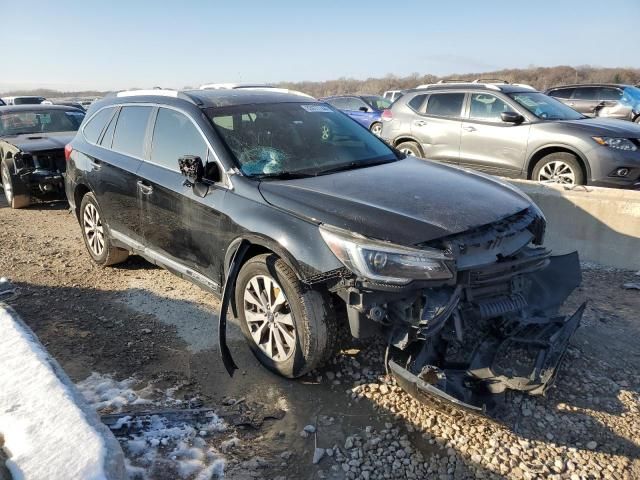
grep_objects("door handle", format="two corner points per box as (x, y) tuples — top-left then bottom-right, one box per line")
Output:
(137, 180), (153, 195)
(414, 120), (427, 127)
(462, 125), (476, 132)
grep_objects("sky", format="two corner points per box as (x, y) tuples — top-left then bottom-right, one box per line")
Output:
(1, 0), (639, 92)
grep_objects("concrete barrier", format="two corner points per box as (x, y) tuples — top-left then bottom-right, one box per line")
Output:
(505, 180), (640, 270)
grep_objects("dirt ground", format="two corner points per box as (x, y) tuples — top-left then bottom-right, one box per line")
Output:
(0, 197), (639, 480)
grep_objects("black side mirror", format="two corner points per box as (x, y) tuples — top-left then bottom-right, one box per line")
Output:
(501, 112), (524, 124)
(359, 106), (369, 113)
(179, 155), (209, 198)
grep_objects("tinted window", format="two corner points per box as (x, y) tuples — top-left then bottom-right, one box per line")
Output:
(150, 108), (208, 170)
(425, 93), (465, 117)
(334, 97), (368, 111)
(469, 94), (515, 121)
(598, 87), (623, 101)
(112, 106), (152, 158)
(99, 109), (119, 148)
(408, 94), (427, 112)
(83, 108), (114, 143)
(548, 88), (574, 99)
(325, 98), (350, 110)
(0, 109), (84, 136)
(572, 88), (598, 100)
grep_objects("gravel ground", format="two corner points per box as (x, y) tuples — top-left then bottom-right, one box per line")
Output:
(0, 198), (638, 479)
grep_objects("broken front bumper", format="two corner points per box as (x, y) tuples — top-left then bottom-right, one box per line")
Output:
(386, 252), (585, 418)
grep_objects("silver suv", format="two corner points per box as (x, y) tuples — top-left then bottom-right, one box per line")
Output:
(380, 80), (640, 188)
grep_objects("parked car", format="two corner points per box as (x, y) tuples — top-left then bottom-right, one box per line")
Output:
(2, 96), (47, 105)
(320, 95), (391, 135)
(0, 105), (85, 208)
(546, 84), (640, 123)
(65, 88), (583, 415)
(380, 81), (640, 189)
(53, 101), (86, 111)
(383, 90), (405, 102)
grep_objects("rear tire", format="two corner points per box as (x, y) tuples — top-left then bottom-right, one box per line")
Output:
(396, 141), (423, 158)
(236, 253), (337, 378)
(532, 152), (585, 186)
(1, 157), (31, 209)
(370, 122), (383, 136)
(79, 192), (129, 266)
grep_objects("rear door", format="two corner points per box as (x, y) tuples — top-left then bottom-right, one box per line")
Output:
(88, 105), (152, 243)
(568, 87), (600, 116)
(459, 93), (530, 176)
(137, 106), (227, 289)
(411, 92), (464, 164)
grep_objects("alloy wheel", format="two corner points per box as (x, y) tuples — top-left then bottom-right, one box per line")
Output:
(537, 161), (576, 184)
(371, 123), (382, 136)
(1, 163), (13, 202)
(243, 274), (296, 362)
(83, 203), (105, 257)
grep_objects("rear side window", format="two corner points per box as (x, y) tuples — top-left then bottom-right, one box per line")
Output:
(548, 88), (574, 99)
(99, 109), (119, 148)
(83, 108), (113, 143)
(408, 94), (427, 112)
(572, 88), (598, 100)
(150, 108), (208, 170)
(112, 106), (152, 158)
(425, 93), (465, 118)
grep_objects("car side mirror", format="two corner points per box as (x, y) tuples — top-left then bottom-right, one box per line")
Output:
(179, 155), (209, 198)
(501, 112), (524, 124)
(359, 106), (369, 113)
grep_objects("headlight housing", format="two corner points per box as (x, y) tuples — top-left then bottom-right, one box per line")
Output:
(592, 136), (637, 151)
(319, 224), (453, 285)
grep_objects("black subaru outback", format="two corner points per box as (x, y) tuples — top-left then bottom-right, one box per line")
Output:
(65, 88), (584, 416)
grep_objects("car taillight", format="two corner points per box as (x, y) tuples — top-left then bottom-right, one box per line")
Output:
(381, 109), (393, 122)
(64, 144), (73, 161)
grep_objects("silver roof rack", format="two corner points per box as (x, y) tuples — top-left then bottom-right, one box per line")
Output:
(472, 78), (509, 84)
(111, 89), (201, 105)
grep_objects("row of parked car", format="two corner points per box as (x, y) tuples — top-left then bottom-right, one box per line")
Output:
(0, 81), (600, 415)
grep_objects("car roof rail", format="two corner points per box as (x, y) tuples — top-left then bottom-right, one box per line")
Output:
(416, 82), (501, 91)
(436, 79), (469, 84)
(472, 78), (509, 84)
(112, 88), (201, 105)
(511, 83), (536, 90)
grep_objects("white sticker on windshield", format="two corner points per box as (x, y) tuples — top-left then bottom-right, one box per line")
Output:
(301, 104), (333, 113)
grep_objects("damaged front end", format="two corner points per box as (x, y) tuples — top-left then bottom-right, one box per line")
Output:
(14, 150), (66, 198)
(336, 208), (585, 418)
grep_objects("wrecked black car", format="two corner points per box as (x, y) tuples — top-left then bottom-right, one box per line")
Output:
(64, 89), (583, 418)
(1, 105), (84, 208)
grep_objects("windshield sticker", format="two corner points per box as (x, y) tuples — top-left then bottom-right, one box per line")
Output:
(301, 104), (333, 113)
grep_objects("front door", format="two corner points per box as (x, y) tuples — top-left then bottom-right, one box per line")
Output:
(459, 93), (530, 177)
(138, 107), (227, 291)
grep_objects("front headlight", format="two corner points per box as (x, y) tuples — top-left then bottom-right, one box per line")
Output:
(592, 137), (637, 151)
(319, 224), (453, 284)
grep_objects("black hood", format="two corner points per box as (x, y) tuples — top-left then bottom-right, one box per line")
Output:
(258, 157), (533, 246)
(1, 131), (76, 152)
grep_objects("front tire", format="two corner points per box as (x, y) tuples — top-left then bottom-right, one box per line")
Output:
(1, 158), (31, 209)
(396, 141), (423, 158)
(532, 152), (585, 186)
(79, 192), (129, 266)
(236, 253), (336, 378)
(370, 122), (382, 136)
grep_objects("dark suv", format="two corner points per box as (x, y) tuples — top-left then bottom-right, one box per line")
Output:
(546, 84), (640, 123)
(381, 81), (640, 188)
(65, 88), (584, 414)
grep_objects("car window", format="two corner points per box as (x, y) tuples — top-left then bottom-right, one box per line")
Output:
(83, 108), (113, 143)
(468, 94), (515, 121)
(508, 92), (585, 120)
(425, 93), (465, 118)
(325, 98), (349, 110)
(111, 106), (152, 158)
(150, 108), (208, 170)
(407, 94), (427, 112)
(99, 108), (119, 148)
(0, 109), (84, 136)
(362, 96), (391, 110)
(342, 97), (369, 111)
(598, 87), (623, 101)
(548, 88), (574, 99)
(571, 87), (598, 100)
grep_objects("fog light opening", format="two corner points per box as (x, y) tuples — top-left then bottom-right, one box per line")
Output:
(612, 167), (630, 177)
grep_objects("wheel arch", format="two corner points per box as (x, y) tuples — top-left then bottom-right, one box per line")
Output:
(393, 135), (424, 155)
(73, 182), (92, 220)
(525, 145), (591, 182)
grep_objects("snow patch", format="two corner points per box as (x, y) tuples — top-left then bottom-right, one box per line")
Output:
(0, 307), (110, 480)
